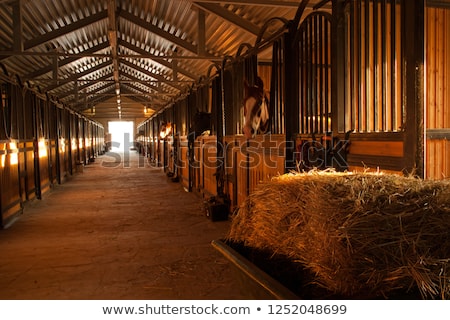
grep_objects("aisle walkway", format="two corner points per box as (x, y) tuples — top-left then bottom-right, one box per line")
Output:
(0, 151), (246, 299)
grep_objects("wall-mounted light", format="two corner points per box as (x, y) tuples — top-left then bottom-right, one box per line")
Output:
(1, 144), (6, 168)
(71, 138), (77, 151)
(10, 142), (19, 165)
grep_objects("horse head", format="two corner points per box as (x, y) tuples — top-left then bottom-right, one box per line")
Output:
(242, 77), (269, 139)
(159, 121), (172, 139)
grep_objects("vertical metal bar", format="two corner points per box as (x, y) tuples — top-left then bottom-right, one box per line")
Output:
(270, 40), (278, 134)
(277, 41), (282, 134)
(381, 0), (387, 132)
(303, 19), (308, 134)
(308, 17), (314, 134)
(319, 15), (324, 133)
(299, 26), (305, 133)
(391, 0), (397, 131)
(284, 29), (300, 172)
(301, 21), (306, 134)
(313, 15), (319, 134)
(357, 0), (362, 132)
(299, 24), (303, 133)
(280, 38), (285, 134)
(373, 0), (379, 131)
(365, 0), (370, 131)
(324, 16), (330, 132)
(280, 39), (285, 134)
(350, 0), (355, 131)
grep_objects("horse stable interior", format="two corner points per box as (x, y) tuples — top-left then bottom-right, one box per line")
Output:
(0, 0), (450, 299)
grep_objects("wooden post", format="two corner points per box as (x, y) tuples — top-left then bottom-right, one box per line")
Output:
(332, 0), (346, 135)
(197, 9), (206, 56)
(12, 0), (23, 53)
(403, 0), (425, 177)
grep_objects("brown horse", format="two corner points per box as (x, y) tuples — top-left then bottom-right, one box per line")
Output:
(159, 121), (172, 139)
(242, 77), (269, 139)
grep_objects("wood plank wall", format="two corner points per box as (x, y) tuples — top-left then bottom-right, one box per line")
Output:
(0, 77), (104, 228)
(426, 6), (450, 179)
(0, 141), (22, 226)
(179, 137), (189, 191)
(225, 134), (285, 210)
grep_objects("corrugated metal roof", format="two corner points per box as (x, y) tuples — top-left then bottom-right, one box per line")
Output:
(0, 0), (331, 120)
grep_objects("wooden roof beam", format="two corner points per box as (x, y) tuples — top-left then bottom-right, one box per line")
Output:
(192, 0), (301, 7)
(192, 2), (261, 36)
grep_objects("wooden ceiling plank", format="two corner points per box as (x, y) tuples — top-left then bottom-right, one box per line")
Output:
(119, 10), (197, 54)
(119, 39), (198, 80)
(24, 41), (111, 79)
(44, 59), (111, 92)
(24, 10), (109, 50)
(120, 59), (182, 91)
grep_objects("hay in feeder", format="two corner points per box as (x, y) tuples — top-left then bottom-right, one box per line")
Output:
(227, 171), (450, 299)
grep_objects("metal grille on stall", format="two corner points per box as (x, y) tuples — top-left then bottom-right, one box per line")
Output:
(339, 0), (408, 174)
(294, 10), (334, 171)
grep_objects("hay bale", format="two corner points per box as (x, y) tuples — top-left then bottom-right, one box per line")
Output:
(227, 171), (450, 299)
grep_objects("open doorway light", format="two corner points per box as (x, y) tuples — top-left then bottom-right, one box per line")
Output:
(108, 121), (134, 151)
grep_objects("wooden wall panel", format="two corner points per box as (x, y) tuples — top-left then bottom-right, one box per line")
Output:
(49, 140), (57, 184)
(236, 149), (247, 208)
(425, 6), (450, 179)
(39, 141), (51, 195)
(0, 142), (22, 227)
(230, 134), (285, 209)
(349, 140), (403, 157)
(179, 137), (189, 191)
(59, 140), (68, 183)
(192, 140), (201, 192)
(426, 139), (450, 179)
(21, 141), (36, 200)
(200, 136), (217, 197)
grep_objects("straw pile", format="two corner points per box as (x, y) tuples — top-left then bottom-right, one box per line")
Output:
(227, 171), (450, 299)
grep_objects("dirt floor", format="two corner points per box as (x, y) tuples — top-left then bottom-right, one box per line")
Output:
(0, 151), (248, 299)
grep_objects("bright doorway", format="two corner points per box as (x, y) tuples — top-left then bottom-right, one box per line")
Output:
(108, 121), (134, 151)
